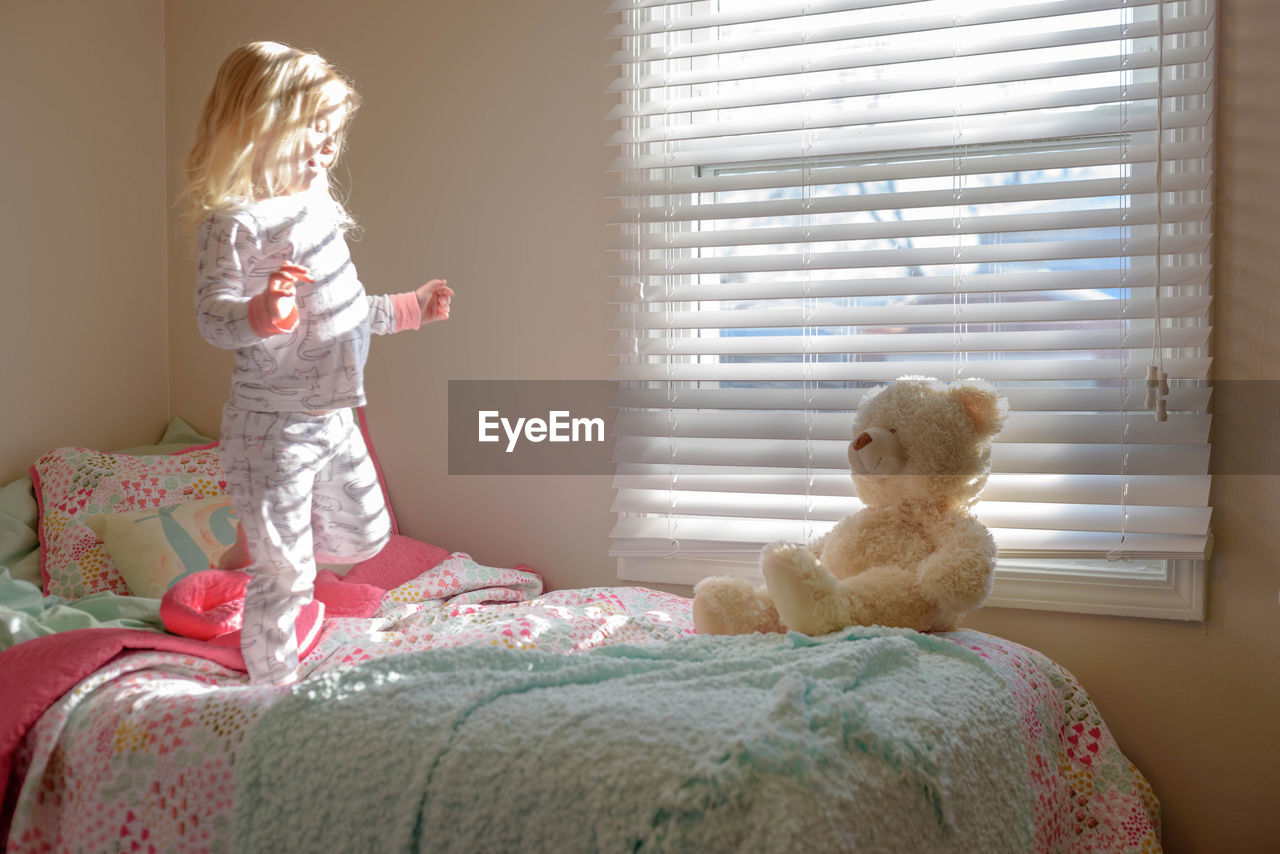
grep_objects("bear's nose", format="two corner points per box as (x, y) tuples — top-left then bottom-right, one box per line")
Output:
(853, 431), (872, 451)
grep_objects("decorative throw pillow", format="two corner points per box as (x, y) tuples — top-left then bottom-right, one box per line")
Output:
(86, 496), (239, 598)
(31, 446), (226, 599)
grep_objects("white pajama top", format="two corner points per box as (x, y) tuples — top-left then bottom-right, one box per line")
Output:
(195, 192), (418, 413)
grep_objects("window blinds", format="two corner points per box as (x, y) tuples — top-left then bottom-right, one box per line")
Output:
(606, 0), (1214, 570)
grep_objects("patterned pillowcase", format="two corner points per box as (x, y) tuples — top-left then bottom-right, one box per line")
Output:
(86, 495), (239, 599)
(30, 445), (227, 599)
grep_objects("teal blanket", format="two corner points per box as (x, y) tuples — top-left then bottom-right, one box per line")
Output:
(233, 628), (1031, 853)
(0, 569), (162, 650)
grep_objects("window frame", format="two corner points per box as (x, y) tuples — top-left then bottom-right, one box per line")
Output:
(609, 0), (1214, 621)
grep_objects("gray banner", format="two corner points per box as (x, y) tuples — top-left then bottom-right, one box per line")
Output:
(448, 380), (617, 474)
(447, 379), (1264, 475)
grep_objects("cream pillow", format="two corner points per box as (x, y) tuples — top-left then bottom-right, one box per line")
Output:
(86, 496), (238, 598)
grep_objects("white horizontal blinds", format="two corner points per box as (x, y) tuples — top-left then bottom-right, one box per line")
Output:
(608, 0), (1215, 567)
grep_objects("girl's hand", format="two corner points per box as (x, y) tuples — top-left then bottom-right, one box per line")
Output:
(417, 279), (453, 322)
(266, 263), (312, 325)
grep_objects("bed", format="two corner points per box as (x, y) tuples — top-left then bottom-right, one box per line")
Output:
(0, 420), (1162, 853)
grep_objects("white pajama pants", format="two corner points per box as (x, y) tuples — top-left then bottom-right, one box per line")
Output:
(219, 404), (392, 684)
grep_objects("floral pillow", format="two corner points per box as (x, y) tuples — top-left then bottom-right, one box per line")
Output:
(31, 445), (226, 599)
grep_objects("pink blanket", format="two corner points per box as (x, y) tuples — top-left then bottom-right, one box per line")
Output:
(157, 568), (381, 646)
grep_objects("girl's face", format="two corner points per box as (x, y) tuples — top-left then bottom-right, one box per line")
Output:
(297, 101), (346, 193)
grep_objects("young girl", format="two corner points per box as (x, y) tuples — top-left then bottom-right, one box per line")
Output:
(182, 42), (452, 685)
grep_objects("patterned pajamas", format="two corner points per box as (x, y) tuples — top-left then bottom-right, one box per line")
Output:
(219, 404), (391, 684)
(196, 194), (421, 684)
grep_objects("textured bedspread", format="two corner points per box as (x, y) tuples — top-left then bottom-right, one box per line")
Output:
(234, 628), (1030, 853)
(2, 555), (1160, 853)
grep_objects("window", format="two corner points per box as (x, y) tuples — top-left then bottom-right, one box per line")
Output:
(607, 0), (1215, 619)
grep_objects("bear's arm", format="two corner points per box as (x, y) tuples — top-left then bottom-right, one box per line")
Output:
(810, 511), (880, 576)
(809, 530), (829, 558)
(915, 514), (998, 614)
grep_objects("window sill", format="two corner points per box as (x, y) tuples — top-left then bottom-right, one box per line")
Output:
(617, 555), (1206, 622)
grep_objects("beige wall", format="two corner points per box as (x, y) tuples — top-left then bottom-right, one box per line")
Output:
(0, 0), (169, 483)
(4, 0), (1276, 849)
(164, 0), (620, 590)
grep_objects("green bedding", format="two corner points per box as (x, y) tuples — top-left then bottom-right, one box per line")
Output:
(0, 569), (163, 650)
(0, 477), (40, 587)
(234, 629), (1032, 853)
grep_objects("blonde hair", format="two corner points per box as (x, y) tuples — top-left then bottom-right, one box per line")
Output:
(180, 41), (361, 239)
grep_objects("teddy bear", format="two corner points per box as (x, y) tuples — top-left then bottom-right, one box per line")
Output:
(691, 376), (1007, 636)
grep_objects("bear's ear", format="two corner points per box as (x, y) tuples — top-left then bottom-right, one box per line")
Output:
(951, 381), (1007, 439)
(857, 383), (890, 411)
